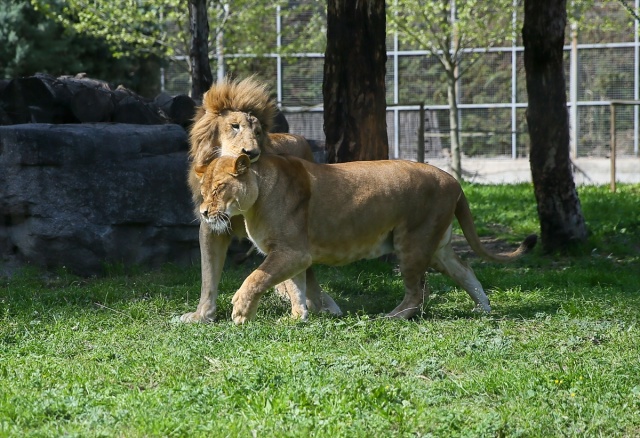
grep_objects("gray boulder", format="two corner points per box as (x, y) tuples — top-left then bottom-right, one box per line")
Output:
(0, 123), (199, 276)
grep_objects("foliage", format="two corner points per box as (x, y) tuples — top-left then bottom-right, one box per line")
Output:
(388, 0), (517, 71)
(0, 0), (161, 95)
(0, 0), (82, 78)
(280, 1), (327, 54)
(617, 0), (640, 21)
(1, 184), (639, 436)
(28, 0), (327, 82)
(30, 0), (184, 59)
(569, 0), (637, 40)
(388, 0), (517, 179)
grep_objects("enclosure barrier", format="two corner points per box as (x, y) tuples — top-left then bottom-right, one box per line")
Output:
(610, 100), (640, 192)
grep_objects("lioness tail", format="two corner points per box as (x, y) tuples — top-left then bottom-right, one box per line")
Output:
(455, 191), (537, 263)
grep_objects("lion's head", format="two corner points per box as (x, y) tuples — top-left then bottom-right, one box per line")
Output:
(189, 76), (278, 167)
(195, 155), (257, 234)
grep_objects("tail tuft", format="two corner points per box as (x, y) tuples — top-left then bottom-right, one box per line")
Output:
(520, 234), (538, 253)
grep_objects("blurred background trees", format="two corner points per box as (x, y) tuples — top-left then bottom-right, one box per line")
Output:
(6, 0), (326, 98)
(1, 0), (160, 96)
(388, 0), (517, 180)
(2, 0), (637, 166)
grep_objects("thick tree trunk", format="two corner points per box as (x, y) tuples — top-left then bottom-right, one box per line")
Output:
(188, 0), (213, 102)
(523, 0), (587, 252)
(323, 0), (389, 162)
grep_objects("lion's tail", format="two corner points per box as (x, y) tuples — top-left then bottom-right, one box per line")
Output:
(455, 191), (537, 263)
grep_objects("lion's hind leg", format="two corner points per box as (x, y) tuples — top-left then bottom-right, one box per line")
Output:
(387, 264), (429, 319)
(431, 241), (491, 313)
(274, 268), (343, 316)
(387, 235), (431, 319)
(387, 227), (442, 319)
(305, 268), (343, 316)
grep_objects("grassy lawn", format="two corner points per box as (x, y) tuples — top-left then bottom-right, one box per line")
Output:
(1, 183), (639, 437)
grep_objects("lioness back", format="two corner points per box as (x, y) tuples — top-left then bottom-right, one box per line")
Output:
(305, 158), (461, 264)
(232, 155), (462, 266)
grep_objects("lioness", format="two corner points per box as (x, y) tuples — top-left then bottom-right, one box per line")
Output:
(196, 154), (537, 324)
(181, 76), (341, 323)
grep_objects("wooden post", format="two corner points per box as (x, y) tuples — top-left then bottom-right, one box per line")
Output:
(610, 102), (616, 193)
(417, 103), (425, 163)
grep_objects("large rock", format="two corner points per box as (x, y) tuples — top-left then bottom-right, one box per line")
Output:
(0, 123), (199, 276)
(0, 73), (195, 127)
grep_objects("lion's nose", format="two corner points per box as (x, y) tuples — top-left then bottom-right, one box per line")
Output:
(200, 208), (208, 218)
(241, 148), (260, 161)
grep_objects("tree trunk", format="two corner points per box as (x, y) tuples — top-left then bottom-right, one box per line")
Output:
(447, 73), (462, 180)
(522, 0), (587, 252)
(188, 0), (213, 102)
(323, 0), (389, 162)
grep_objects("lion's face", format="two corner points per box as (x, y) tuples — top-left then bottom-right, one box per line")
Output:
(188, 76), (278, 171)
(216, 111), (266, 162)
(196, 155), (257, 234)
(190, 109), (267, 169)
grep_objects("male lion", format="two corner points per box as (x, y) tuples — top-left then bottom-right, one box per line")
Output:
(195, 154), (537, 324)
(181, 76), (341, 323)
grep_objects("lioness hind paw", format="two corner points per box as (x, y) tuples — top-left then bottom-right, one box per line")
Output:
(291, 305), (309, 321)
(180, 311), (215, 323)
(320, 294), (343, 316)
(471, 304), (491, 313)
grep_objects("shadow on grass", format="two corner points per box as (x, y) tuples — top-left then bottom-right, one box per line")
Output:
(3, 245), (638, 325)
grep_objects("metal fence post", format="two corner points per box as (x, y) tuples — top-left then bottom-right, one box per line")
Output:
(418, 103), (425, 163)
(610, 102), (617, 193)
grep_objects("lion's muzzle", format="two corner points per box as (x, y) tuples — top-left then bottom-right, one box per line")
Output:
(201, 208), (232, 234)
(241, 148), (261, 162)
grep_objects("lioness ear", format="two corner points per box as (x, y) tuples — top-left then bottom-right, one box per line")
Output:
(194, 164), (208, 181)
(233, 154), (251, 175)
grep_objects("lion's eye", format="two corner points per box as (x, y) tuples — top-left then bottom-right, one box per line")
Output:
(231, 123), (240, 131)
(216, 183), (226, 191)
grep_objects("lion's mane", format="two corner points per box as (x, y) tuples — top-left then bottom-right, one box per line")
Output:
(189, 76), (278, 168)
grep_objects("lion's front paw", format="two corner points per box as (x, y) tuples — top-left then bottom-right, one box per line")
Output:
(180, 311), (215, 323)
(231, 292), (259, 325)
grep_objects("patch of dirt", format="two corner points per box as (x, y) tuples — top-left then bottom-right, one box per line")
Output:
(451, 234), (522, 259)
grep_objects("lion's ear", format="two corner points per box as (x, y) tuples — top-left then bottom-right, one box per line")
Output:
(233, 154), (251, 175)
(194, 164), (208, 181)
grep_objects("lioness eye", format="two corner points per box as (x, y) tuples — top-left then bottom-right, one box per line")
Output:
(231, 123), (240, 130)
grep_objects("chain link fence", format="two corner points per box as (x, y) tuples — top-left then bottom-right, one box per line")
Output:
(161, 7), (640, 162)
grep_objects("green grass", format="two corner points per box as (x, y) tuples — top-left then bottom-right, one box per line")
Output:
(1, 184), (639, 437)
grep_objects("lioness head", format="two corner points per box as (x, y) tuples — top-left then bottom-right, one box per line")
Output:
(195, 155), (257, 234)
(189, 77), (277, 168)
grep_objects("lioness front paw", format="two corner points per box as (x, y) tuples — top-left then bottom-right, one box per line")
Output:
(180, 311), (216, 323)
(231, 292), (259, 325)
